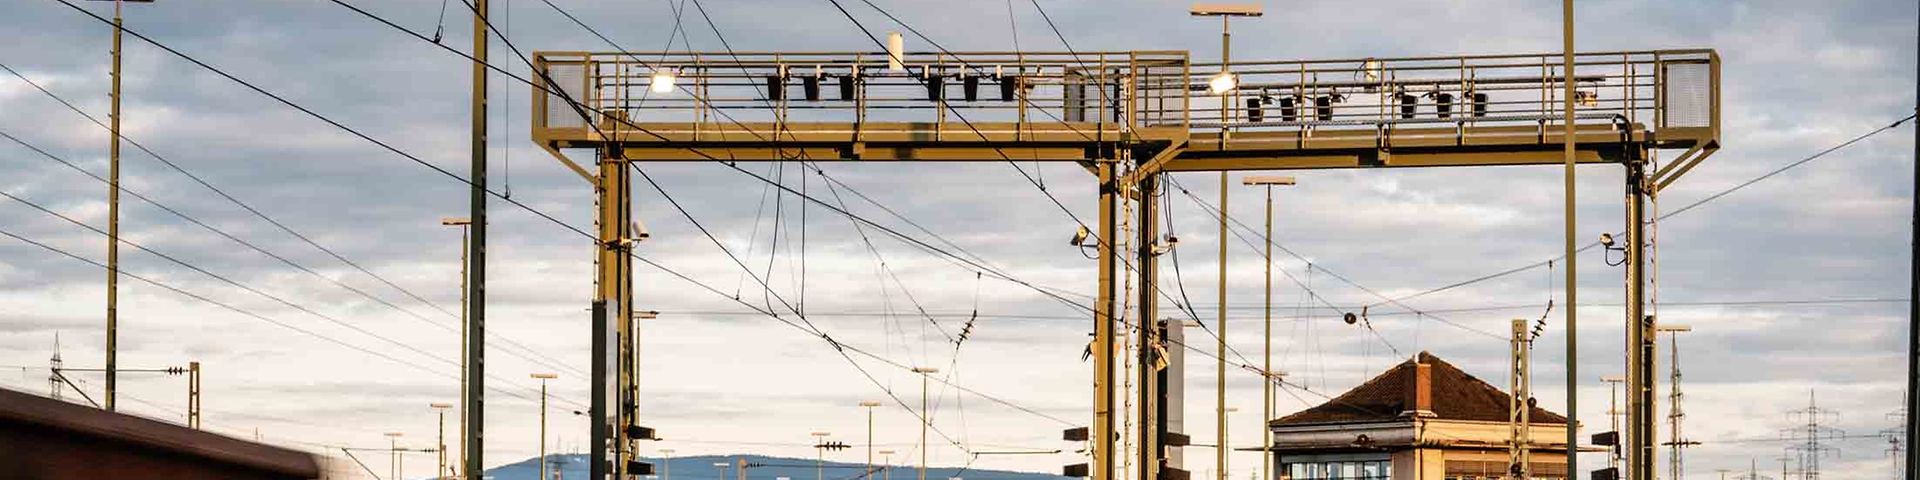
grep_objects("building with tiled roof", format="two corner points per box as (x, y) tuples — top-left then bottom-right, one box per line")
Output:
(1266, 352), (1572, 480)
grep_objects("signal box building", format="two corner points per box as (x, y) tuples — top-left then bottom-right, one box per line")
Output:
(1267, 352), (1571, 480)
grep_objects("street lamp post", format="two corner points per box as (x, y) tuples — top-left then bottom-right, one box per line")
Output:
(661, 449), (676, 480)
(1189, 7), (1261, 480)
(386, 432), (406, 480)
(811, 431), (832, 480)
(714, 461), (732, 480)
(861, 400), (883, 478)
(431, 402), (453, 479)
(879, 450), (896, 480)
(1241, 175), (1293, 480)
(532, 373), (559, 480)
(441, 216), (472, 476)
(911, 367), (940, 480)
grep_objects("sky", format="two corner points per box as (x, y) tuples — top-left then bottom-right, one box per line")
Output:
(0, 0), (1915, 479)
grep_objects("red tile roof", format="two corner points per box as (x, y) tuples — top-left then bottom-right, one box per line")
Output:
(1272, 351), (1567, 426)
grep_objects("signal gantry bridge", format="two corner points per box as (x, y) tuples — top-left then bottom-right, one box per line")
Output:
(528, 48), (1720, 480)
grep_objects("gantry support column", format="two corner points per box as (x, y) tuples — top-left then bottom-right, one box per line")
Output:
(1625, 159), (1656, 480)
(1094, 162), (1120, 480)
(593, 146), (635, 480)
(1136, 173), (1164, 480)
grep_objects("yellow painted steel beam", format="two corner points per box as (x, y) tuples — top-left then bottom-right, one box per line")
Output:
(615, 146), (1096, 162)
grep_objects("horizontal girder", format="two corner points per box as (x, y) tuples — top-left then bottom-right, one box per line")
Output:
(532, 48), (1717, 171)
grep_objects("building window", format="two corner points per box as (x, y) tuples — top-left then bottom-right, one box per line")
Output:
(1281, 461), (1389, 480)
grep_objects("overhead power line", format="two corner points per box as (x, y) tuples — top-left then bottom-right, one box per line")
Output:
(0, 223), (554, 405)
(0, 184), (577, 408)
(0, 96), (584, 378)
(1365, 112), (1918, 311)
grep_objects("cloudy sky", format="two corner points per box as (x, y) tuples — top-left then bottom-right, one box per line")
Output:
(0, 0), (1915, 479)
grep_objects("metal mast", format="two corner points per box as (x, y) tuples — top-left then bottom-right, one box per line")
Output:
(1661, 325), (1698, 480)
(465, 0), (488, 477)
(1560, 2), (1582, 477)
(1510, 319), (1534, 480)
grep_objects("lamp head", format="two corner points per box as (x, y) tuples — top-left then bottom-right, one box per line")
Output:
(1208, 72), (1238, 95)
(651, 69), (678, 94)
(441, 217), (472, 226)
(1188, 3), (1263, 16)
(1241, 175), (1297, 186)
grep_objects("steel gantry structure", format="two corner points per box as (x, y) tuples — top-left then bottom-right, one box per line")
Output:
(528, 47), (1719, 480)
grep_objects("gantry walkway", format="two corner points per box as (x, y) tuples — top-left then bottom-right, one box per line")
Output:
(531, 49), (1717, 181)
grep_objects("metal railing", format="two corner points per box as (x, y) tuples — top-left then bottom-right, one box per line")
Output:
(1184, 49), (1718, 145)
(532, 50), (1192, 141)
(531, 49), (1716, 148)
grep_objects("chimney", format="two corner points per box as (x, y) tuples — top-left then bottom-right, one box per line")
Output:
(1401, 359), (1436, 418)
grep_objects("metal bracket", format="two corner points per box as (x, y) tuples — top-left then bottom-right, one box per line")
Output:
(542, 143), (599, 187)
(1650, 140), (1718, 193)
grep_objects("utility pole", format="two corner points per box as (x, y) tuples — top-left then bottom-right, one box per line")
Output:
(48, 335), (63, 401)
(432, 402), (452, 479)
(1660, 325), (1699, 480)
(533, 373), (558, 480)
(90, 0), (156, 413)
(187, 361), (200, 429)
(466, 0), (490, 475)
(1888, 406), (1908, 480)
(913, 367), (939, 480)
(1510, 319), (1534, 480)
(1243, 175), (1294, 480)
(1734, 457), (1774, 480)
(1782, 391), (1843, 480)
(862, 400), (882, 479)
(1602, 375), (1625, 472)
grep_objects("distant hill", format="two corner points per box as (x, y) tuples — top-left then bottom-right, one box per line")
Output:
(484, 454), (1071, 480)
